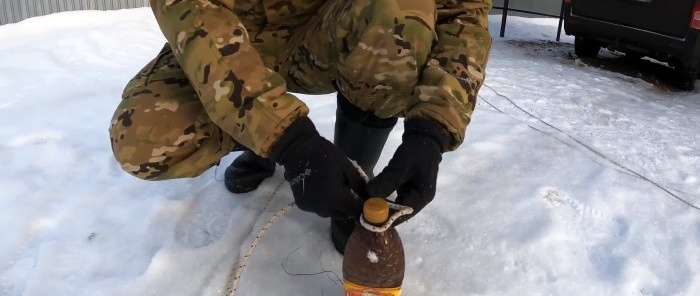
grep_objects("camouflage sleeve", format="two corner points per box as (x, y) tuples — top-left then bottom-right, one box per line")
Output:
(407, 0), (492, 151)
(149, 0), (309, 157)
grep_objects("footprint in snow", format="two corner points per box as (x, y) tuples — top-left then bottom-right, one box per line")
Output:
(538, 187), (631, 280)
(174, 194), (232, 248)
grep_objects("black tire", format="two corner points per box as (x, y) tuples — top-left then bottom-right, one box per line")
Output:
(676, 67), (697, 91)
(574, 36), (601, 58)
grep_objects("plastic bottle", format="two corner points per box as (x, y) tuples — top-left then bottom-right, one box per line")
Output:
(342, 198), (405, 296)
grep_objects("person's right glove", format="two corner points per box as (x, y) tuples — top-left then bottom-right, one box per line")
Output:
(366, 118), (450, 222)
(270, 116), (368, 219)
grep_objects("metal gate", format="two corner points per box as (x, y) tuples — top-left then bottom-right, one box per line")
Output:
(1, 0), (149, 25)
(492, 0), (567, 40)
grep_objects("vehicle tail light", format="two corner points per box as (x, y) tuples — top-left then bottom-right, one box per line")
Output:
(691, 1), (700, 30)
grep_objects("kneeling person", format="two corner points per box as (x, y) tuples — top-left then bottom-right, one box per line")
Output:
(109, 0), (492, 253)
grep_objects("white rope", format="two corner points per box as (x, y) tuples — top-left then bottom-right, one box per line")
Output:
(351, 160), (415, 233)
(222, 160), (413, 295)
(358, 202), (414, 233)
(225, 197), (295, 296)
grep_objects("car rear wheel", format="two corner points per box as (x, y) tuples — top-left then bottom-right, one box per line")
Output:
(574, 37), (601, 58)
(676, 67), (697, 91)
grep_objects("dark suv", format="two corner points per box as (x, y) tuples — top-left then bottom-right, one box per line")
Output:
(563, 0), (700, 90)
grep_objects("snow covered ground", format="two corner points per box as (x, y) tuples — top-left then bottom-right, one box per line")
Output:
(1, 8), (699, 296)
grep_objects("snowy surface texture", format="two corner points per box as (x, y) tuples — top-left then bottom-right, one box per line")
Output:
(1, 8), (699, 296)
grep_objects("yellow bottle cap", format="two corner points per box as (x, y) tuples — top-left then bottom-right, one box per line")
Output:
(363, 198), (390, 225)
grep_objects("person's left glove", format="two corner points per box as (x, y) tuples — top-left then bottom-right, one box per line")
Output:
(366, 119), (449, 222)
(270, 116), (368, 219)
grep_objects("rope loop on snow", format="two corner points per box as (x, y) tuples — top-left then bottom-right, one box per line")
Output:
(225, 180), (292, 296)
(225, 162), (414, 295)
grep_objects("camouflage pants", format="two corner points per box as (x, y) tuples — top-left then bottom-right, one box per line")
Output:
(109, 0), (491, 180)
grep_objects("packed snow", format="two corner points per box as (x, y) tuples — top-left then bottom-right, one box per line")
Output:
(1, 7), (699, 296)
(367, 251), (379, 264)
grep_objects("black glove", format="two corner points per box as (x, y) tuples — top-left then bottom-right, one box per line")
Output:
(366, 119), (449, 221)
(270, 117), (368, 219)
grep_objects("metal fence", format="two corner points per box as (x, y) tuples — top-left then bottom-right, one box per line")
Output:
(1, 0), (149, 25)
(492, 0), (566, 40)
(491, 0), (562, 17)
(2, 0), (565, 29)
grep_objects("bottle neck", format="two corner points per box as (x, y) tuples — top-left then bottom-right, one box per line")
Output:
(361, 215), (389, 232)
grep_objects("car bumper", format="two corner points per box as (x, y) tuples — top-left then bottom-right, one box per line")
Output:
(564, 5), (700, 68)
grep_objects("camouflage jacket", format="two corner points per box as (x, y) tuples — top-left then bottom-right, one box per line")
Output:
(149, 0), (492, 157)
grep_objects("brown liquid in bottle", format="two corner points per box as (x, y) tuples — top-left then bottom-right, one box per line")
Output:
(342, 198), (404, 296)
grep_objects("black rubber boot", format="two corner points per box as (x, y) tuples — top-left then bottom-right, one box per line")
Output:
(224, 150), (275, 194)
(331, 92), (397, 254)
(331, 218), (358, 254)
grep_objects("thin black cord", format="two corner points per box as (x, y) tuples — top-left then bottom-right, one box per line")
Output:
(280, 247), (343, 284)
(478, 94), (506, 114)
(318, 248), (342, 288)
(480, 83), (700, 211)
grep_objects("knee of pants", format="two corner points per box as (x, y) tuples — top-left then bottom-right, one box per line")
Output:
(109, 108), (188, 181)
(109, 98), (234, 181)
(339, 0), (437, 98)
(110, 44), (236, 180)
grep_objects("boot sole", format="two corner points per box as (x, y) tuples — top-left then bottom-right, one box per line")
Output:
(224, 172), (274, 194)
